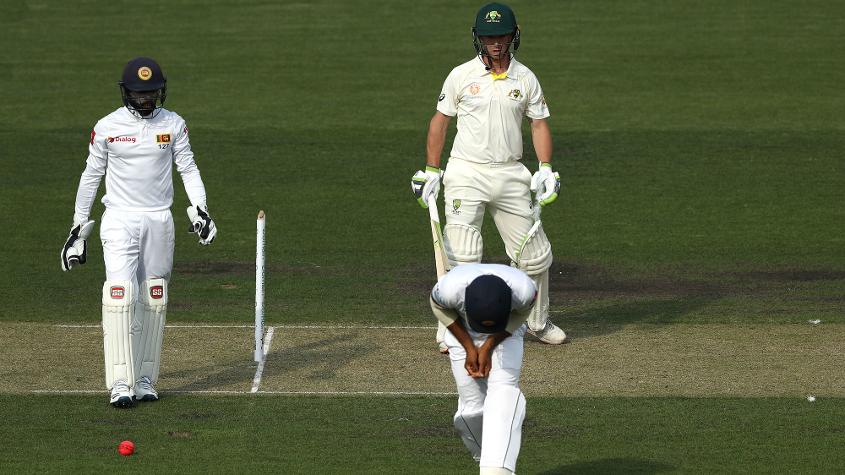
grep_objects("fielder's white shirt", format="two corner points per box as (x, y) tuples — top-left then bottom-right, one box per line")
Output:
(437, 57), (550, 164)
(431, 263), (537, 334)
(73, 107), (207, 224)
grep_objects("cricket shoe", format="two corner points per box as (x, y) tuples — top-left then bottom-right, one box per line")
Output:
(528, 322), (570, 345)
(134, 376), (159, 402)
(110, 380), (134, 408)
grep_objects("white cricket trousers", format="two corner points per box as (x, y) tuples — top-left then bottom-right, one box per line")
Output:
(100, 209), (175, 285)
(443, 158), (535, 254)
(446, 325), (527, 473)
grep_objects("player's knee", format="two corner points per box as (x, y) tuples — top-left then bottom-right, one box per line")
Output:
(140, 278), (168, 308)
(511, 227), (552, 276)
(454, 407), (483, 431)
(102, 280), (135, 308)
(444, 223), (483, 266)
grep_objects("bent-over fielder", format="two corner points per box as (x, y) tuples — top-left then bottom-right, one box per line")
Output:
(431, 263), (535, 475)
(61, 57), (217, 408)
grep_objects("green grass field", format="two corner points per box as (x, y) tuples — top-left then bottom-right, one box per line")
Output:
(1, 0), (843, 472)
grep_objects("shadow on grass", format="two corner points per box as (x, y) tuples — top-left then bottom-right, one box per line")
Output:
(538, 457), (674, 474)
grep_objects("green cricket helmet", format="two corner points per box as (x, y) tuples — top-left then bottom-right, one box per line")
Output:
(472, 3), (521, 60)
(119, 57), (167, 119)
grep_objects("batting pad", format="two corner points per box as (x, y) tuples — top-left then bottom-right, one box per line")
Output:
(102, 280), (135, 389)
(134, 278), (168, 383)
(511, 225), (552, 276)
(444, 223), (483, 266)
(527, 270), (550, 332)
(480, 385), (526, 473)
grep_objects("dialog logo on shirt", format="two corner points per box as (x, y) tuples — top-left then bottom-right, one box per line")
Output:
(156, 134), (171, 144)
(507, 89), (522, 100)
(107, 136), (137, 143)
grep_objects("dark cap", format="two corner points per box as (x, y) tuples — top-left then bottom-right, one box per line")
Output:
(120, 57), (166, 92)
(474, 3), (518, 37)
(465, 274), (512, 333)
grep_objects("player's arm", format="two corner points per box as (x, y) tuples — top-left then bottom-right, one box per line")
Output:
(172, 121), (217, 245)
(529, 118), (553, 165)
(62, 126), (107, 271)
(171, 121), (207, 208)
(528, 118), (560, 206)
(426, 112), (452, 169)
(446, 319), (482, 378)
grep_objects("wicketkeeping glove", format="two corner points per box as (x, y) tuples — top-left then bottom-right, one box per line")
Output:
(530, 163), (561, 206)
(61, 220), (95, 271)
(411, 166), (442, 208)
(186, 205), (217, 245)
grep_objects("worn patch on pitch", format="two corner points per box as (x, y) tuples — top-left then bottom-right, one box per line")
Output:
(0, 322), (842, 397)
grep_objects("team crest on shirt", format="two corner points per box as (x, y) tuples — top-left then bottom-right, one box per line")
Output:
(156, 134), (171, 144)
(452, 199), (462, 215)
(507, 89), (522, 100)
(469, 83), (480, 95)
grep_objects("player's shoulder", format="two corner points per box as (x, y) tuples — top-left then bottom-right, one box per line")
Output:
(154, 108), (186, 126)
(510, 59), (539, 80)
(447, 57), (484, 79)
(93, 107), (127, 132)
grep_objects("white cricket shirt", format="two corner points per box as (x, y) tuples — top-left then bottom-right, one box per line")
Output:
(73, 107), (207, 224)
(436, 57), (550, 164)
(431, 263), (537, 333)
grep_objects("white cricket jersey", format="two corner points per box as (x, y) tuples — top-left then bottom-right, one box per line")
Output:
(73, 107), (207, 224)
(436, 57), (550, 164)
(432, 263), (537, 325)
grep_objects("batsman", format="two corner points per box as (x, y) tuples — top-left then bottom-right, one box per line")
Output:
(61, 57), (217, 408)
(412, 2), (567, 348)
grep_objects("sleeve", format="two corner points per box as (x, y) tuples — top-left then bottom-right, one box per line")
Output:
(171, 119), (208, 208)
(73, 124), (107, 225)
(524, 71), (550, 120)
(429, 279), (461, 327)
(430, 296), (459, 328)
(505, 270), (537, 334)
(435, 68), (461, 117)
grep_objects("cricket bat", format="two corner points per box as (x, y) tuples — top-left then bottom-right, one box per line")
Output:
(427, 196), (449, 352)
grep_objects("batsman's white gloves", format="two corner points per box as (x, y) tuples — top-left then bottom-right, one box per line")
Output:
(411, 166), (442, 209)
(187, 205), (217, 245)
(530, 163), (561, 206)
(61, 220), (95, 271)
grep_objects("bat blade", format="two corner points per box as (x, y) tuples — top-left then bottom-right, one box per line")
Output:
(428, 196), (448, 278)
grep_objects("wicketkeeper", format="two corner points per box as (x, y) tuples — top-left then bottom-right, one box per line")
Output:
(431, 263), (534, 475)
(61, 57), (217, 408)
(413, 3), (567, 348)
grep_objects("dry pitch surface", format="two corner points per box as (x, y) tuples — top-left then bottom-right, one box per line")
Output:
(1, 322), (842, 398)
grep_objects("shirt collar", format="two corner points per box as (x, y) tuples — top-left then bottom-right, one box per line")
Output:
(475, 56), (517, 80)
